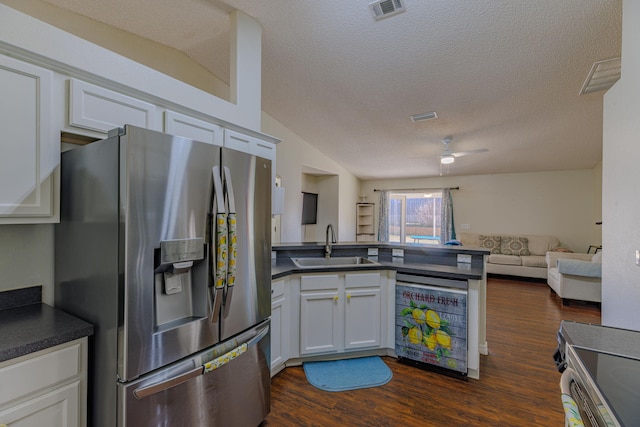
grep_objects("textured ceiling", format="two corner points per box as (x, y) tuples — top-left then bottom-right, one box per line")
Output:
(42, 0), (622, 180)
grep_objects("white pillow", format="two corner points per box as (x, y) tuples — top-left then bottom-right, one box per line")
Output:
(592, 251), (603, 263)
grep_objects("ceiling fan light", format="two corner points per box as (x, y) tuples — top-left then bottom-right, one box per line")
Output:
(440, 155), (455, 165)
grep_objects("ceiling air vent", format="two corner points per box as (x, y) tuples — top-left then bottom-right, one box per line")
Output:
(369, 0), (405, 21)
(580, 57), (621, 95)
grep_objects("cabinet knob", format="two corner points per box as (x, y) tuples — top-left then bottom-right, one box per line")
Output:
(333, 295), (339, 302)
(347, 294), (351, 301)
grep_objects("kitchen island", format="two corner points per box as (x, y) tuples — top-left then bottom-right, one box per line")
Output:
(270, 242), (489, 379)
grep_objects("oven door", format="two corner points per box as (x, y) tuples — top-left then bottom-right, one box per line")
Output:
(562, 346), (620, 427)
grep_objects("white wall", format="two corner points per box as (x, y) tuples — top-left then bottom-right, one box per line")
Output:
(601, 0), (640, 330)
(262, 113), (361, 243)
(360, 169), (601, 252)
(0, 225), (54, 305)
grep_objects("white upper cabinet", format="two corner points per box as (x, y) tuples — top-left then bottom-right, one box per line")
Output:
(164, 110), (223, 146)
(224, 129), (276, 160)
(0, 54), (58, 223)
(68, 79), (158, 134)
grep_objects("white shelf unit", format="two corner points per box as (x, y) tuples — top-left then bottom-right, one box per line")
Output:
(356, 203), (375, 242)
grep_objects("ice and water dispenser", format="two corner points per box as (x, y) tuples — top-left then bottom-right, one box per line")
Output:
(153, 238), (208, 328)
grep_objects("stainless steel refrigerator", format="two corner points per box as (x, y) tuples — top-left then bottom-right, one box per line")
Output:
(55, 125), (272, 427)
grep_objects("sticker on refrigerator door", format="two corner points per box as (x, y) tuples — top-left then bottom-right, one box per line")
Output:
(395, 284), (467, 374)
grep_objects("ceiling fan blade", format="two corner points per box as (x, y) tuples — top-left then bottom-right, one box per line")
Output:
(452, 148), (489, 157)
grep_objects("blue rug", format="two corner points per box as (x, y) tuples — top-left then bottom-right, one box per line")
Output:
(303, 356), (392, 392)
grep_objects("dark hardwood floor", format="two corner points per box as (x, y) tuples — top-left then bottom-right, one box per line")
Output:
(263, 277), (600, 426)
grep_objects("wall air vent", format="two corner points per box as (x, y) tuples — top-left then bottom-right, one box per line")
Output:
(369, 0), (405, 21)
(580, 57), (621, 95)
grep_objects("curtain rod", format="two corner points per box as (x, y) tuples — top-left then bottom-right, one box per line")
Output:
(373, 186), (459, 192)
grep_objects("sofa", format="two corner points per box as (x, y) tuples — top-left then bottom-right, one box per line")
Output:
(546, 251), (602, 305)
(457, 232), (562, 279)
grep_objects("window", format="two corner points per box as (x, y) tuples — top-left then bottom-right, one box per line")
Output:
(388, 191), (442, 244)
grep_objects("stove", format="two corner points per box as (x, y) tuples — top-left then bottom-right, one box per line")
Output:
(565, 345), (640, 427)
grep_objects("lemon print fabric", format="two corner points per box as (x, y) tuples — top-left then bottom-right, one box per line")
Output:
(214, 213), (228, 289)
(227, 213), (237, 287)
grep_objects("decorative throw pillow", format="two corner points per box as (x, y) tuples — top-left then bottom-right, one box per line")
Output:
(500, 236), (530, 256)
(479, 235), (502, 254)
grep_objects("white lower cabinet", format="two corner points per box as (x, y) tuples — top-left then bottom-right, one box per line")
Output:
(299, 272), (383, 356)
(0, 338), (88, 427)
(270, 278), (289, 375)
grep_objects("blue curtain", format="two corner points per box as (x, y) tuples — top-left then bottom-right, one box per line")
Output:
(440, 188), (456, 242)
(377, 190), (390, 242)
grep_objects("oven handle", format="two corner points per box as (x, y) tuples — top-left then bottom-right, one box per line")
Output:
(133, 324), (269, 399)
(559, 368), (586, 427)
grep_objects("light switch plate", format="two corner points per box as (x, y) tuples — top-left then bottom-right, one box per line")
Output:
(392, 249), (404, 258)
(636, 250), (639, 266)
(457, 254), (472, 264)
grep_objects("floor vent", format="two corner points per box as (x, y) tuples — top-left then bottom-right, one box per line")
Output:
(369, 0), (405, 21)
(580, 57), (621, 95)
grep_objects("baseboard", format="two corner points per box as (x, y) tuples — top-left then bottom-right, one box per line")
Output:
(488, 273), (547, 284)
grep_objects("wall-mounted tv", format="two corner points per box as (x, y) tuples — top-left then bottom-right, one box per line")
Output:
(301, 192), (318, 225)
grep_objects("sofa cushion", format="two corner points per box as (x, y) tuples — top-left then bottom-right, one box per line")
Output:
(525, 235), (560, 256)
(521, 255), (547, 268)
(557, 259), (602, 278)
(500, 236), (530, 256)
(488, 254), (522, 266)
(479, 235), (502, 254)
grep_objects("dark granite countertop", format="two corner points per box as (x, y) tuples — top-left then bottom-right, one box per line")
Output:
(560, 320), (640, 360)
(0, 286), (94, 363)
(272, 256), (484, 280)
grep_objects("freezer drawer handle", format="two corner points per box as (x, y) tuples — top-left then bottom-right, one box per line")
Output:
(132, 324), (269, 399)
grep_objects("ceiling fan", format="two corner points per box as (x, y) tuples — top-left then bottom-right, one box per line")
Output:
(439, 136), (489, 164)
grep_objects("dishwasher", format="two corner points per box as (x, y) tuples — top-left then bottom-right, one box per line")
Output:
(395, 273), (468, 376)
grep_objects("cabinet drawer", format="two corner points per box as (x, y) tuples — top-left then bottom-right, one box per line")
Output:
(0, 341), (82, 406)
(300, 274), (339, 291)
(271, 279), (286, 299)
(345, 272), (381, 288)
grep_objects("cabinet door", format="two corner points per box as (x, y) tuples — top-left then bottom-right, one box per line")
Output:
(270, 279), (289, 375)
(0, 55), (58, 222)
(300, 290), (342, 355)
(224, 129), (275, 160)
(164, 110), (223, 146)
(0, 381), (80, 427)
(344, 287), (381, 350)
(69, 79), (157, 133)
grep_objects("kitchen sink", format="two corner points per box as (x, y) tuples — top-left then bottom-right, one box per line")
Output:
(291, 256), (380, 269)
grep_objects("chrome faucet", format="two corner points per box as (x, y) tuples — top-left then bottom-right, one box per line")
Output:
(325, 224), (336, 258)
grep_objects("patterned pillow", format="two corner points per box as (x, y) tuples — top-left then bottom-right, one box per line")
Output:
(500, 236), (530, 256)
(479, 235), (502, 254)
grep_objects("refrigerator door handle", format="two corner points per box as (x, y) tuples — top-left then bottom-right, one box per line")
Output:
(223, 166), (237, 319)
(210, 166), (227, 323)
(132, 324), (269, 399)
(133, 366), (203, 399)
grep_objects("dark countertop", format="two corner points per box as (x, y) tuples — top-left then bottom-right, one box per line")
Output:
(560, 320), (640, 360)
(272, 256), (485, 280)
(0, 286), (94, 363)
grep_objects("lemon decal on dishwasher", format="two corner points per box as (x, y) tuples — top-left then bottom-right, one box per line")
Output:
(424, 332), (438, 351)
(412, 308), (426, 324)
(426, 309), (441, 329)
(408, 327), (422, 344)
(436, 330), (452, 349)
